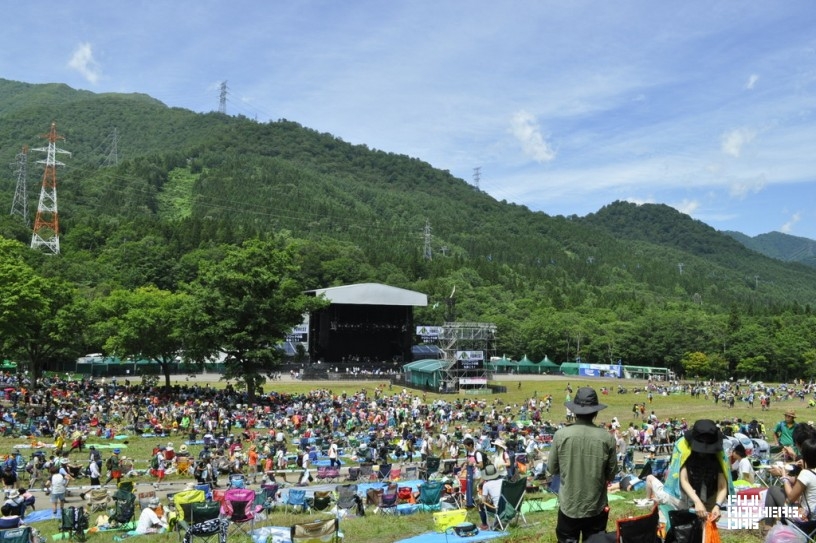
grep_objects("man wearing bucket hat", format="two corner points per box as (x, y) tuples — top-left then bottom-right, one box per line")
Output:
(548, 387), (617, 542)
(775, 410), (798, 461)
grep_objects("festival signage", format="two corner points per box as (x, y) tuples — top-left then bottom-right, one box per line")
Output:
(416, 326), (443, 341)
(455, 350), (484, 370)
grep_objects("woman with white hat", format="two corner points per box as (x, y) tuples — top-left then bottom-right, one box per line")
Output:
(491, 438), (511, 478)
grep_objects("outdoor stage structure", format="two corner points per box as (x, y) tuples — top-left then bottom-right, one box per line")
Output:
(408, 322), (497, 393)
(304, 283), (428, 367)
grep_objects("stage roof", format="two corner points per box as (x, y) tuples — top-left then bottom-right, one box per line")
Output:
(306, 283), (428, 306)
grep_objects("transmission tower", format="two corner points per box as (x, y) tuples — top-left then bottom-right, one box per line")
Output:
(9, 145), (29, 226)
(472, 166), (481, 189)
(423, 219), (433, 260)
(218, 81), (228, 114)
(102, 127), (119, 167)
(31, 122), (71, 255)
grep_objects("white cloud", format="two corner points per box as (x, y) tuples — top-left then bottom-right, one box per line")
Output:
(729, 174), (766, 199)
(745, 74), (759, 90)
(672, 199), (700, 216)
(721, 128), (757, 157)
(67, 43), (101, 84)
(510, 110), (556, 163)
(781, 212), (801, 233)
(624, 197), (655, 206)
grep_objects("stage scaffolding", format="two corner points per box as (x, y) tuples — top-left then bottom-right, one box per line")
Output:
(436, 322), (497, 393)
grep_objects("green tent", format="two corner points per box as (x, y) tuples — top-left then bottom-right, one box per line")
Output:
(403, 359), (450, 389)
(538, 356), (561, 373)
(486, 356), (517, 373)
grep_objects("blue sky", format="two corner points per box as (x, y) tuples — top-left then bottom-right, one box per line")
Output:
(3, 1), (816, 239)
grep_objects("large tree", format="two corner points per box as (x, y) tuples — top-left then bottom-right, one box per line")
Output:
(0, 238), (84, 382)
(91, 286), (190, 388)
(185, 238), (326, 401)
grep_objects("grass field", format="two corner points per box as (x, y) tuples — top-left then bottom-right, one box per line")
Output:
(0, 375), (784, 542)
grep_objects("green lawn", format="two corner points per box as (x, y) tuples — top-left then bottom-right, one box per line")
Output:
(2, 375), (782, 542)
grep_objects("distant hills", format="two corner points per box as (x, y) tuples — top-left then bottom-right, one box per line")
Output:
(3, 77), (816, 380)
(723, 230), (816, 269)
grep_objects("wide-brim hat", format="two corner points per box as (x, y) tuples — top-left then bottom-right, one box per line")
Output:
(684, 419), (723, 454)
(493, 439), (507, 450)
(565, 387), (607, 415)
(7, 490), (19, 500)
(785, 410), (796, 418)
(179, 444), (188, 452)
(481, 464), (501, 481)
(148, 497), (161, 508)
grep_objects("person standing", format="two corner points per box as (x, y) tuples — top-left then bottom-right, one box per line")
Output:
(549, 387), (617, 543)
(327, 439), (339, 468)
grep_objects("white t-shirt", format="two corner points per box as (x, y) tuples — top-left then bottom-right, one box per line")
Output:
(50, 473), (67, 495)
(796, 469), (816, 516)
(135, 507), (166, 534)
(481, 478), (503, 508)
(731, 457), (754, 481)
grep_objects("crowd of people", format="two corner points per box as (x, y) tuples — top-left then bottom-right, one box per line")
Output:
(0, 372), (815, 541)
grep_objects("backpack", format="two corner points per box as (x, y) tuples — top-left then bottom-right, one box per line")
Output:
(296, 453), (305, 468)
(150, 455), (160, 470)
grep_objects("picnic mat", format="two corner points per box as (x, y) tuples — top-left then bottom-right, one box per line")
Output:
(522, 492), (625, 513)
(24, 509), (60, 523)
(395, 529), (508, 543)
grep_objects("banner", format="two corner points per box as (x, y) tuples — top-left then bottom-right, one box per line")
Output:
(416, 325), (444, 341)
(455, 351), (484, 370)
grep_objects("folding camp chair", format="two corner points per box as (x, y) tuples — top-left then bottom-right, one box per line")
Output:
(283, 489), (309, 513)
(194, 483), (213, 501)
(389, 467), (402, 482)
(316, 466), (329, 483)
(223, 488), (263, 537)
(402, 465), (419, 481)
(0, 527), (32, 543)
(110, 490), (136, 527)
(617, 505), (661, 543)
(87, 488), (110, 513)
(359, 463), (375, 482)
(259, 483), (279, 513)
(376, 463), (392, 483)
(336, 484), (364, 517)
(176, 456), (191, 476)
(417, 480), (443, 512)
(345, 467), (361, 482)
(379, 483), (399, 514)
(485, 477), (526, 530)
(172, 489), (206, 535)
(290, 517), (340, 543)
(137, 489), (157, 511)
(421, 457), (440, 480)
(309, 491), (334, 513)
(324, 467), (340, 483)
(178, 501), (226, 543)
(60, 506), (90, 542)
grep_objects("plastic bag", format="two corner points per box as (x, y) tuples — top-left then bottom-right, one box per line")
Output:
(703, 519), (720, 543)
(665, 510), (703, 543)
(765, 523), (807, 543)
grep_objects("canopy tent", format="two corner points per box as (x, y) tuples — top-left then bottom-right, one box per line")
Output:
(403, 359), (450, 390)
(486, 357), (517, 373)
(537, 356), (561, 373)
(515, 355), (558, 374)
(411, 344), (444, 360)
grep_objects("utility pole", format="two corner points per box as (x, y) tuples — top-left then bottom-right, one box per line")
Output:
(102, 127), (119, 167)
(678, 263), (685, 274)
(423, 219), (433, 260)
(218, 81), (228, 114)
(9, 145), (29, 226)
(31, 122), (70, 255)
(472, 166), (481, 189)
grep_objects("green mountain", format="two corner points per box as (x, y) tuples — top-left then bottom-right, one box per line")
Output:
(723, 230), (816, 269)
(2, 78), (816, 379)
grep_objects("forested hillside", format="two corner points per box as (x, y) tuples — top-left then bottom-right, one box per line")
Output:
(724, 230), (816, 269)
(1, 78), (815, 383)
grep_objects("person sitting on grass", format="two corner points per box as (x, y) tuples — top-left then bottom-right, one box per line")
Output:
(135, 497), (167, 534)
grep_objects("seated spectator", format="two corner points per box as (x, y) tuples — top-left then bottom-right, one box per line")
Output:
(0, 503), (22, 529)
(135, 497), (167, 534)
(729, 444), (755, 484)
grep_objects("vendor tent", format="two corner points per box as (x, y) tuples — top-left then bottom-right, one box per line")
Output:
(486, 356), (517, 373)
(403, 359), (450, 390)
(537, 356), (561, 373)
(515, 355), (557, 374)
